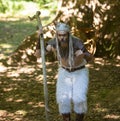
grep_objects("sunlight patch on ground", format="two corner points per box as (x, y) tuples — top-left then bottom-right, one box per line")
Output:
(0, 110), (8, 117)
(0, 44), (13, 58)
(93, 103), (108, 113)
(5, 65), (36, 77)
(104, 114), (120, 119)
(32, 102), (45, 108)
(3, 87), (13, 92)
(0, 109), (27, 120)
(94, 58), (105, 66)
(0, 44), (12, 48)
(18, 66), (36, 74)
(0, 65), (7, 72)
(6, 97), (13, 102)
(7, 70), (20, 77)
(27, 101), (45, 108)
(15, 110), (27, 116)
(15, 99), (24, 103)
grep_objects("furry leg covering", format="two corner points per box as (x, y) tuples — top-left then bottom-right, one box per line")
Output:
(56, 67), (89, 114)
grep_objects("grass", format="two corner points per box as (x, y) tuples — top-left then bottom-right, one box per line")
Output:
(0, 0), (57, 58)
(0, 19), (36, 56)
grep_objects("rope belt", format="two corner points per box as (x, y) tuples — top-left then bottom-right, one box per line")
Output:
(62, 65), (85, 72)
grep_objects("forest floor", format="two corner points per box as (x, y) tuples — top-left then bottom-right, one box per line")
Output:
(0, 57), (120, 121)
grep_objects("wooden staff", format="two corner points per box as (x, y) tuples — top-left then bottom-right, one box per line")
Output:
(28, 11), (49, 121)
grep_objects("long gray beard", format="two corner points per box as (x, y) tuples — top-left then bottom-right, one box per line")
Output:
(56, 34), (74, 68)
(59, 41), (69, 58)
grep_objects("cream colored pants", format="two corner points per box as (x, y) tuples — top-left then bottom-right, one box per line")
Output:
(56, 67), (89, 114)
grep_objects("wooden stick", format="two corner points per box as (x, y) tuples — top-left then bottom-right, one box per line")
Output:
(29, 11), (49, 121)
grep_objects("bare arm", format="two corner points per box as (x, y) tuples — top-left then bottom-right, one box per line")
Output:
(35, 38), (56, 58)
(75, 39), (94, 63)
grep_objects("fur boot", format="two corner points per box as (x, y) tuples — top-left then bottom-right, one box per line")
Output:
(76, 113), (84, 121)
(62, 113), (71, 121)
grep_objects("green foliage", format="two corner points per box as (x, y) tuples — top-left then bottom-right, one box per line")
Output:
(12, 2), (24, 11)
(36, 0), (57, 10)
(0, 0), (56, 13)
(0, 0), (8, 13)
(0, 0), (24, 13)
(0, 0), (57, 20)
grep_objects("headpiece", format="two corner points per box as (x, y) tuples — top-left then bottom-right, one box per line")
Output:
(55, 22), (70, 32)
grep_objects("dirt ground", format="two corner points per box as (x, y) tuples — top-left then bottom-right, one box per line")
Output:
(0, 57), (120, 121)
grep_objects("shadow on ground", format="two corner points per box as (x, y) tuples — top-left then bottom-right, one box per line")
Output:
(0, 57), (120, 121)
